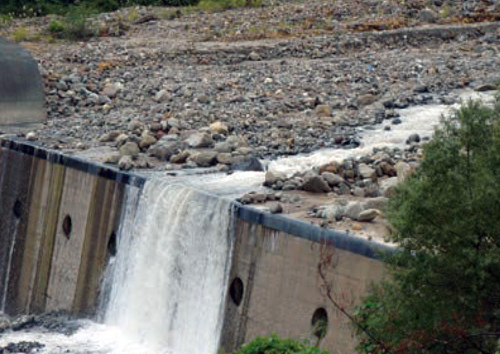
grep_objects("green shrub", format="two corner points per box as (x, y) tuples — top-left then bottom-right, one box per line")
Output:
(235, 334), (331, 354)
(12, 26), (29, 41)
(198, 0), (260, 11)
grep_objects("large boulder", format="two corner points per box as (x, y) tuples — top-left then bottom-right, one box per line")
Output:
(303, 172), (331, 193)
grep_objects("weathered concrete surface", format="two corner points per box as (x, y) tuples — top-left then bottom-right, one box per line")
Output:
(0, 140), (128, 316)
(221, 219), (387, 354)
(0, 38), (45, 125)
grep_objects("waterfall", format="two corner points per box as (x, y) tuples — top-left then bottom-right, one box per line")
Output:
(103, 179), (235, 354)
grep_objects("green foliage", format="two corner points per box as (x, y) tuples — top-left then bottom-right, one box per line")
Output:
(354, 98), (500, 354)
(198, 0), (260, 11)
(46, 5), (97, 40)
(0, 0), (200, 17)
(235, 334), (331, 354)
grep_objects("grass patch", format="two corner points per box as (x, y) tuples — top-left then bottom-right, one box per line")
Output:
(12, 26), (29, 42)
(198, 0), (261, 12)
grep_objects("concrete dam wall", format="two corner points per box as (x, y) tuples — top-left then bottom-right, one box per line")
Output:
(0, 138), (390, 354)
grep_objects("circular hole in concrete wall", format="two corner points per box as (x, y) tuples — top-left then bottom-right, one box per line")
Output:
(229, 277), (244, 306)
(62, 215), (72, 238)
(108, 231), (117, 257)
(13, 199), (22, 219)
(311, 307), (328, 340)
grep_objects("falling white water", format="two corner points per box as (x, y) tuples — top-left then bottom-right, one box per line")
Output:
(104, 179), (234, 354)
(0, 180), (234, 354)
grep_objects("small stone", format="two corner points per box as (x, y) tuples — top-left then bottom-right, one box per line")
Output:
(139, 135), (157, 150)
(268, 202), (283, 214)
(209, 121), (229, 135)
(357, 94), (377, 106)
(248, 51), (261, 61)
(321, 172), (344, 187)
(118, 156), (133, 171)
(185, 133), (214, 148)
(26, 132), (37, 141)
(99, 131), (121, 143)
(345, 201), (366, 220)
(358, 209), (380, 222)
(155, 89), (170, 102)
(102, 83), (121, 98)
(314, 104), (332, 117)
(170, 150), (190, 164)
(119, 142), (140, 158)
(474, 84), (497, 92)
(104, 152), (121, 164)
(231, 157), (263, 171)
(418, 8), (439, 23)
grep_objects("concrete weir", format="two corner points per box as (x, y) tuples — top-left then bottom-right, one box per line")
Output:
(0, 138), (391, 354)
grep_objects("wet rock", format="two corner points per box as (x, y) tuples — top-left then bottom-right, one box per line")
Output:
(119, 142), (140, 158)
(231, 157), (264, 171)
(264, 171), (285, 186)
(358, 209), (380, 222)
(185, 133), (214, 149)
(190, 150), (218, 167)
(268, 202), (283, 214)
(406, 133), (421, 144)
(118, 155), (133, 170)
(303, 172), (331, 193)
(26, 132), (37, 141)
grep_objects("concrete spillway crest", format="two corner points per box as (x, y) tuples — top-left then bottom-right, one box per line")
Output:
(0, 38), (45, 125)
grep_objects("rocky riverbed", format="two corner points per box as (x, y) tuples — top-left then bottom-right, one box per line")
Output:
(1, 0), (500, 236)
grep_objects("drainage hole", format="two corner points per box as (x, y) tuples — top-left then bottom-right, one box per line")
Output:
(229, 277), (244, 306)
(311, 307), (328, 340)
(13, 199), (22, 219)
(62, 215), (72, 238)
